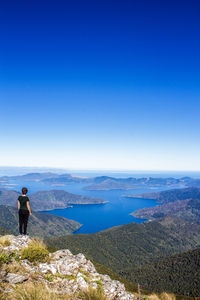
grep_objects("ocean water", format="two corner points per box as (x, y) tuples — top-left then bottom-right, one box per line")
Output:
(1, 167), (197, 234)
(7, 178), (169, 234)
(42, 187), (162, 234)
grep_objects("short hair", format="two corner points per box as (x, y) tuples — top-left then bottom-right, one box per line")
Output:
(22, 187), (28, 195)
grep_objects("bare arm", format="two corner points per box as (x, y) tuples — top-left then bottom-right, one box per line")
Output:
(26, 201), (32, 216)
(18, 200), (20, 210)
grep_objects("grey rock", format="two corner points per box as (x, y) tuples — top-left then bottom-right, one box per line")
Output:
(6, 273), (28, 284)
(51, 249), (73, 260)
(39, 263), (57, 274)
(0, 270), (7, 282)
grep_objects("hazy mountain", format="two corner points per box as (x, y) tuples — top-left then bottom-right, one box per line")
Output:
(1, 172), (200, 190)
(132, 198), (200, 224)
(126, 187), (200, 203)
(0, 172), (60, 181)
(83, 177), (200, 190)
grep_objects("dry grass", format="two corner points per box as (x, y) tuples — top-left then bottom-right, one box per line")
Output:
(3, 282), (108, 300)
(78, 287), (107, 300)
(5, 282), (74, 300)
(2, 261), (27, 275)
(0, 236), (11, 247)
(21, 238), (49, 263)
(148, 292), (176, 300)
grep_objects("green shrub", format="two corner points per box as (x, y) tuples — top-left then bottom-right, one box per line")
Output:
(0, 251), (12, 265)
(55, 273), (77, 281)
(12, 251), (20, 262)
(44, 274), (54, 282)
(21, 239), (49, 263)
(82, 275), (90, 283)
(94, 280), (103, 287)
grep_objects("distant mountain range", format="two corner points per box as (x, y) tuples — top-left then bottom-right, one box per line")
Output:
(0, 189), (107, 211)
(130, 187), (200, 223)
(83, 176), (200, 190)
(1, 172), (200, 190)
(0, 205), (81, 238)
(46, 216), (200, 296)
(0, 172), (90, 184)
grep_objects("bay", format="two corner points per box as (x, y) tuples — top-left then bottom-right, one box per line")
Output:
(8, 180), (169, 234)
(1, 168), (191, 234)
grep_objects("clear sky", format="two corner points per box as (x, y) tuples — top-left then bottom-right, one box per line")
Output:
(0, 0), (200, 171)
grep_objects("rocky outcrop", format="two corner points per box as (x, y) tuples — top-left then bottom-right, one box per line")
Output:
(0, 235), (136, 299)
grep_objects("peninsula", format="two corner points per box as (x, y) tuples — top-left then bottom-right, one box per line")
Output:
(0, 189), (107, 211)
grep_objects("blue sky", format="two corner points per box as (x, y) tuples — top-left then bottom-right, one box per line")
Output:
(0, 0), (200, 170)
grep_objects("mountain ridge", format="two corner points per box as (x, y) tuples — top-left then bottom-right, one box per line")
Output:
(130, 187), (200, 223)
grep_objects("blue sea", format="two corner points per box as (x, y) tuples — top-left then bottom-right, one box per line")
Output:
(10, 180), (168, 234)
(1, 167), (200, 234)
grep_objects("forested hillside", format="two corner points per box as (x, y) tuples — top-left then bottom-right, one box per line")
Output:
(121, 247), (200, 297)
(46, 216), (200, 269)
(46, 217), (200, 296)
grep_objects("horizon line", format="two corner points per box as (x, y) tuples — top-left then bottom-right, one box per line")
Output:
(0, 165), (200, 173)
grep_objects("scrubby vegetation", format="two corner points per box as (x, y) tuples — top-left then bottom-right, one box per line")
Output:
(0, 282), (108, 300)
(0, 282), (182, 300)
(0, 251), (11, 265)
(2, 282), (71, 300)
(0, 235), (10, 247)
(21, 238), (49, 263)
(0, 235), (195, 300)
(78, 286), (107, 300)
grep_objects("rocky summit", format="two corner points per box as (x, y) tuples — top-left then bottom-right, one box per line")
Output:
(0, 235), (136, 299)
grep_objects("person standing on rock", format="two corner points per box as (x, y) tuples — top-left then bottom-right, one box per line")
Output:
(18, 187), (32, 235)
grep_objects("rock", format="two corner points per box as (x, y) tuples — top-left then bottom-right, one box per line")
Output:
(4, 286), (14, 293)
(6, 273), (28, 284)
(0, 270), (7, 282)
(21, 259), (38, 273)
(0, 235), (137, 299)
(75, 253), (87, 264)
(2, 235), (31, 252)
(77, 274), (89, 290)
(39, 263), (57, 274)
(51, 249), (73, 260)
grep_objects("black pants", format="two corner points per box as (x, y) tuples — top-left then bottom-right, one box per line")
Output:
(19, 209), (29, 234)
